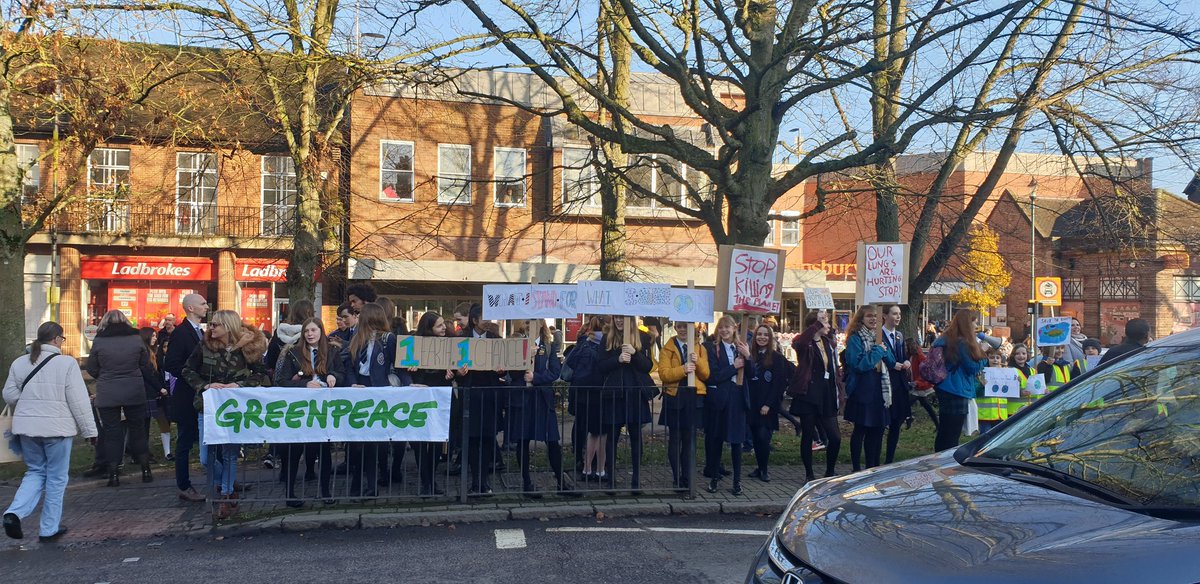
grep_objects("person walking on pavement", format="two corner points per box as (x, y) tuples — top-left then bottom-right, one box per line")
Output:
(3, 322), (98, 542)
(163, 293), (208, 502)
(789, 311), (845, 482)
(86, 310), (159, 486)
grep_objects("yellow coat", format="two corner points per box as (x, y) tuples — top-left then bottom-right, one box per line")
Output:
(659, 336), (710, 396)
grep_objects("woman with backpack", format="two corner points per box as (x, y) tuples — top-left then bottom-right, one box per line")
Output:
(843, 306), (895, 472)
(789, 311), (844, 482)
(928, 309), (988, 451)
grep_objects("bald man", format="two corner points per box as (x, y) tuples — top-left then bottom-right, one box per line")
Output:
(162, 293), (209, 502)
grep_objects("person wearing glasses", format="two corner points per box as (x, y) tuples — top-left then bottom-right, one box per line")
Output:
(3, 323), (98, 542)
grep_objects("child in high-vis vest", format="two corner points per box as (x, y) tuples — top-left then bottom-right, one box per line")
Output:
(1071, 339), (1102, 378)
(1007, 344), (1035, 417)
(1037, 345), (1072, 397)
(975, 347), (1007, 433)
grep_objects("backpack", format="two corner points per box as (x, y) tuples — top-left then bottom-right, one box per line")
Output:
(920, 346), (949, 386)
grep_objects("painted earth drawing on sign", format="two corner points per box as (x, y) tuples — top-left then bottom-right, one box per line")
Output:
(674, 295), (694, 315)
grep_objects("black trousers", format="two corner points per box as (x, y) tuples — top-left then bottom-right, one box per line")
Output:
(850, 424), (884, 471)
(518, 440), (564, 486)
(98, 404), (148, 470)
(378, 441), (407, 486)
(885, 421), (904, 464)
(702, 407), (728, 477)
(283, 442), (332, 499)
(604, 424), (644, 487)
(666, 425), (696, 487)
(410, 442), (438, 491)
(467, 436), (495, 491)
(800, 414), (841, 478)
(174, 412), (199, 491)
(935, 412), (967, 451)
(749, 424), (773, 474)
(348, 442), (380, 496)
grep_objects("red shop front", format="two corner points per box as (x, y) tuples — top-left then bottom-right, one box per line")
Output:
(81, 255), (215, 336)
(236, 258), (288, 334)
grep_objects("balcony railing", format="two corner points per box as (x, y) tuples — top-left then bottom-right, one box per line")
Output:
(32, 201), (298, 239)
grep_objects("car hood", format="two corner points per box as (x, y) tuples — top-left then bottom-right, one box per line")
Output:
(778, 452), (1200, 584)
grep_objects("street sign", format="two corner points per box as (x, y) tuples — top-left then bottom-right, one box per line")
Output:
(1035, 277), (1062, 306)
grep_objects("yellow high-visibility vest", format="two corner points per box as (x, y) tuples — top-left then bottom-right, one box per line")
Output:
(1006, 366), (1034, 417)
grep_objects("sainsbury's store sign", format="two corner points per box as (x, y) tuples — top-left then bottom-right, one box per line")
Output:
(81, 257), (214, 281)
(235, 260), (289, 282)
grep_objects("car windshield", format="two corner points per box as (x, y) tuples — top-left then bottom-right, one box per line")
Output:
(973, 346), (1200, 508)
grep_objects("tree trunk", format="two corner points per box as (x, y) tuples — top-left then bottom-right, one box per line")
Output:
(287, 165), (321, 303)
(0, 83), (28, 365)
(598, 0), (631, 282)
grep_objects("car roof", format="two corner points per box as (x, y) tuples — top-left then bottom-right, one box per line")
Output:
(1147, 327), (1200, 348)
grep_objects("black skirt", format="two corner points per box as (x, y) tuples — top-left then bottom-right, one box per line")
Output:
(658, 386), (701, 429)
(791, 378), (838, 418)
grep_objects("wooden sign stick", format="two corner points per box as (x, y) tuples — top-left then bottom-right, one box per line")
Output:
(686, 280), (696, 389)
(527, 277), (538, 387)
(736, 313), (748, 385)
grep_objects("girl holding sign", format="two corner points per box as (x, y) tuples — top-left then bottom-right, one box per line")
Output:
(507, 321), (569, 497)
(1006, 345), (1035, 417)
(703, 315), (751, 496)
(658, 320), (710, 490)
(596, 315), (655, 492)
(843, 306), (894, 472)
(407, 311), (455, 496)
(273, 318), (345, 506)
(789, 311), (844, 482)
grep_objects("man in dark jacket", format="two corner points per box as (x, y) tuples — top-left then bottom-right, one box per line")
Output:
(1098, 318), (1151, 366)
(162, 293), (208, 502)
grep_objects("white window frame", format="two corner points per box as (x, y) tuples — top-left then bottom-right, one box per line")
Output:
(260, 154), (296, 236)
(175, 152), (218, 235)
(1174, 276), (1200, 301)
(763, 219), (776, 246)
(380, 139), (415, 203)
(493, 147), (527, 207)
(561, 146), (600, 211)
(626, 154), (700, 211)
(780, 220), (800, 247)
(86, 147), (131, 232)
(437, 144), (472, 205)
(15, 144), (39, 206)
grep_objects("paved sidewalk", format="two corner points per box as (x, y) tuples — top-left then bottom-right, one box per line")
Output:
(0, 459), (848, 549)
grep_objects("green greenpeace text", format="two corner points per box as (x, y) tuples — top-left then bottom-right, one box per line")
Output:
(214, 398), (439, 433)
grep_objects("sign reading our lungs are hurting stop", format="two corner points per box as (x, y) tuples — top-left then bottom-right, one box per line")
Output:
(202, 386), (453, 444)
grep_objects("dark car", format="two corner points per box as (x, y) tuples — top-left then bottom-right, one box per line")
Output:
(747, 329), (1200, 584)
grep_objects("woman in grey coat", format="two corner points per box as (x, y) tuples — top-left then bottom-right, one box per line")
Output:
(86, 310), (157, 486)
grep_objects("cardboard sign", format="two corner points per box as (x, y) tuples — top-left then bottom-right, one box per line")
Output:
(1036, 317), (1072, 347)
(715, 245), (787, 314)
(1086, 355), (1100, 370)
(668, 288), (714, 322)
(803, 287), (835, 310)
(483, 284), (580, 320)
(856, 242), (909, 305)
(579, 280), (673, 317)
(1027, 373), (1048, 396)
(394, 335), (531, 371)
(983, 367), (1020, 398)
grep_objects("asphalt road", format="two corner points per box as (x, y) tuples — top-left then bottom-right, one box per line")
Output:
(0, 514), (775, 584)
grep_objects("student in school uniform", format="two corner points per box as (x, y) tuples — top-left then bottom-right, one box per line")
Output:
(507, 321), (572, 497)
(703, 315), (751, 496)
(974, 347), (1007, 434)
(455, 304), (507, 495)
(657, 321), (710, 490)
(789, 311), (844, 482)
(879, 304), (912, 464)
(403, 311), (455, 496)
(1037, 345), (1072, 395)
(745, 323), (791, 483)
(595, 315), (655, 493)
(843, 306), (895, 472)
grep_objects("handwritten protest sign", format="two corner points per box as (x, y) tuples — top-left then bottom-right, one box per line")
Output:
(983, 367), (1020, 398)
(393, 335), (530, 371)
(668, 288), (715, 322)
(1027, 373), (1048, 396)
(1036, 317), (1072, 347)
(579, 280), (673, 317)
(856, 242), (909, 305)
(803, 287), (835, 310)
(715, 245), (787, 314)
(203, 386), (453, 444)
(482, 284), (580, 320)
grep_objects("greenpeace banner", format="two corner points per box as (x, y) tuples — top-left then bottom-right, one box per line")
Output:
(202, 386), (452, 444)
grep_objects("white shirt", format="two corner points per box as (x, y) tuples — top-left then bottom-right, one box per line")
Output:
(358, 338), (374, 376)
(723, 342), (736, 382)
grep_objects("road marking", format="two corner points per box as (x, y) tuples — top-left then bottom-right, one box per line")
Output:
(494, 528), (527, 549)
(546, 527), (769, 537)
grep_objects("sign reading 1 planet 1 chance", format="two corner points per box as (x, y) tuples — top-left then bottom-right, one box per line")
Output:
(983, 367), (1021, 398)
(393, 335), (531, 371)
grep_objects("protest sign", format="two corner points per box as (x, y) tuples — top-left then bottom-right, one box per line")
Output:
(1036, 317), (1072, 346)
(714, 245), (787, 314)
(668, 288), (714, 322)
(983, 367), (1020, 398)
(1027, 373), (1048, 396)
(394, 335), (531, 370)
(482, 284), (580, 320)
(202, 386), (453, 444)
(803, 287), (835, 310)
(856, 242), (909, 305)
(1086, 355), (1100, 370)
(579, 280), (673, 317)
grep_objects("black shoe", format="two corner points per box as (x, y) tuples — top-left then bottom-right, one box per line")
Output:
(719, 467), (730, 477)
(141, 467), (154, 483)
(38, 527), (67, 543)
(823, 471), (837, 478)
(165, 453), (176, 462)
(285, 499), (304, 509)
(82, 466), (107, 479)
(523, 483), (543, 499)
(759, 470), (770, 482)
(748, 468), (762, 479)
(3, 513), (22, 539)
(905, 416), (914, 430)
(805, 473), (816, 483)
(706, 478), (719, 493)
(106, 472), (120, 487)
(732, 482), (743, 496)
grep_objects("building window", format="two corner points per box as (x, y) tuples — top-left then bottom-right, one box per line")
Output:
(1100, 276), (1139, 300)
(380, 140), (414, 202)
(562, 146), (600, 210)
(763, 220), (775, 246)
(493, 147), (526, 207)
(86, 147), (131, 232)
(261, 155), (296, 236)
(437, 144), (471, 205)
(1175, 276), (1200, 301)
(176, 152), (218, 235)
(627, 155), (693, 209)
(780, 220), (800, 247)
(1063, 277), (1084, 300)
(16, 144), (39, 206)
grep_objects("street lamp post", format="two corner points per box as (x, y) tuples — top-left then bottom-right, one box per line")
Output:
(1029, 178), (1038, 351)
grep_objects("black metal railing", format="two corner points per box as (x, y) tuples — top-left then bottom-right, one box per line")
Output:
(27, 200), (297, 239)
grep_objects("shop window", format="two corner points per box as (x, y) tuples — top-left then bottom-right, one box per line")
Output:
(16, 144), (39, 206)
(437, 144), (471, 205)
(1174, 276), (1200, 301)
(1100, 276), (1139, 300)
(1063, 277), (1084, 300)
(176, 152), (218, 235)
(86, 148), (131, 232)
(562, 146), (600, 210)
(493, 147), (526, 207)
(261, 155), (296, 236)
(380, 140), (414, 202)
(781, 220), (800, 247)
